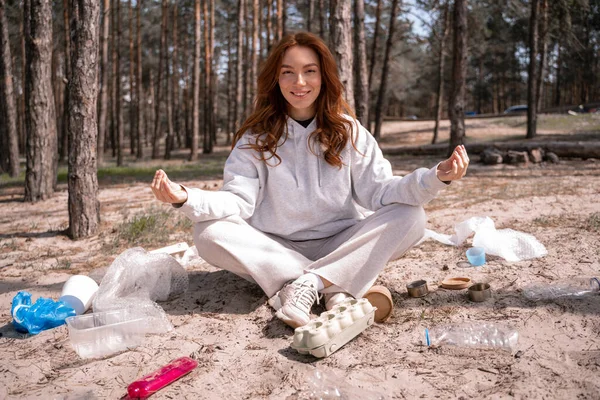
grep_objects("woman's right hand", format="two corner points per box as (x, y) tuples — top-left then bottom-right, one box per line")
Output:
(151, 169), (188, 204)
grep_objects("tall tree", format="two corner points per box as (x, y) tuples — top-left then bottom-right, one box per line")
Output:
(171, 3), (181, 149)
(152, 0), (167, 159)
(251, 0), (258, 101)
(135, 0), (143, 159)
(526, 0), (539, 139)
(202, 0), (213, 154)
(128, 0), (136, 155)
(535, 0), (548, 112)
(432, 1), (450, 145)
(0, 0), (20, 177)
(276, 0), (283, 41)
(190, 0), (200, 161)
(448, 0), (467, 153)
(373, 0), (399, 141)
(164, 0), (174, 159)
(97, 0), (110, 163)
(67, 0), (100, 239)
(367, 0), (382, 129)
(353, 0), (368, 126)
(308, 0), (315, 32)
(59, 0), (71, 163)
(24, 0), (58, 202)
(111, 0), (124, 165)
(234, 0), (244, 131)
(330, 0), (354, 110)
(266, 0), (272, 50)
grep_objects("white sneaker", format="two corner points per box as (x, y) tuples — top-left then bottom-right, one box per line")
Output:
(323, 292), (354, 311)
(275, 281), (319, 328)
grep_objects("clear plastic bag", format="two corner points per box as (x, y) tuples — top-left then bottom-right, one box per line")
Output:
(425, 322), (519, 351)
(11, 291), (76, 334)
(423, 216), (547, 262)
(523, 277), (600, 301)
(92, 247), (189, 334)
(304, 368), (386, 400)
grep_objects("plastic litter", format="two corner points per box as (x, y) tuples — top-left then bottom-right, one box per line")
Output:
(92, 247), (189, 335)
(11, 291), (76, 334)
(522, 277), (600, 301)
(305, 368), (386, 399)
(425, 322), (518, 351)
(423, 216), (547, 262)
(127, 356), (198, 399)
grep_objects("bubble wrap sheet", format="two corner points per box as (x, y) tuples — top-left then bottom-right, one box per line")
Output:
(423, 216), (548, 262)
(92, 247), (189, 333)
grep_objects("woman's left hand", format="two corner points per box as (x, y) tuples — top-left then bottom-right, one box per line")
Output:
(436, 145), (469, 182)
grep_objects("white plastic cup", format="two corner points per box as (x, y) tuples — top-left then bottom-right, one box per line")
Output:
(59, 275), (99, 315)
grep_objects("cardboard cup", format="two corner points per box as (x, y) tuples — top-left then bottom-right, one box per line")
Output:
(60, 275), (99, 315)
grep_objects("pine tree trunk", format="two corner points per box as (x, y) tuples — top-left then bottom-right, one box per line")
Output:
(432, 1), (450, 145)
(329, 0), (354, 110)
(171, 3), (181, 149)
(128, 0), (135, 155)
(24, 0), (58, 202)
(234, 0), (244, 132)
(318, 0), (325, 40)
(266, 0), (272, 51)
(209, 0), (216, 146)
(97, 0), (109, 163)
(447, 0), (467, 153)
(153, 0), (167, 159)
(367, 0), (382, 130)
(251, 0), (258, 103)
(190, 0), (200, 161)
(0, 0), (20, 177)
(276, 0), (282, 41)
(226, 17), (233, 144)
(307, 0), (314, 32)
(59, 0), (71, 164)
(242, 0), (249, 117)
(135, 0), (143, 159)
(526, 0), (538, 139)
(202, 0), (212, 154)
(353, 0), (368, 126)
(19, 3), (27, 155)
(373, 0), (398, 141)
(68, 0), (100, 239)
(535, 0), (547, 112)
(164, 0), (174, 159)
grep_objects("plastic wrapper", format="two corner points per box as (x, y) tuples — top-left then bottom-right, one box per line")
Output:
(92, 247), (189, 334)
(11, 291), (76, 334)
(423, 216), (547, 262)
(304, 368), (386, 400)
(425, 322), (518, 351)
(523, 277), (600, 301)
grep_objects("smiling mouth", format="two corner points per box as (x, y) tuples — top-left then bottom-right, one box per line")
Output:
(291, 91), (310, 98)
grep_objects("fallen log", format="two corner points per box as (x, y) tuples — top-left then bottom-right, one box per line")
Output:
(382, 141), (600, 159)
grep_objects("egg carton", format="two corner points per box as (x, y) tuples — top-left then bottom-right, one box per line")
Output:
(291, 298), (376, 358)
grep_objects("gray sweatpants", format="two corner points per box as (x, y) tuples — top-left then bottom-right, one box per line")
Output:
(193, 203), (426, 298)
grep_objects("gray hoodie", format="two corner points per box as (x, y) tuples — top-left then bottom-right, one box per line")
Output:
(179, 116), (447, 240)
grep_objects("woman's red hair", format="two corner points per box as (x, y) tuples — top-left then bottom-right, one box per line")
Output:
(232, 31), (356, 168)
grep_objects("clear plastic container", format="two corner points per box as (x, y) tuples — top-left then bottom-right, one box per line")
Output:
(425, 322), (518, 351)
(523, 277), (600, 301)
(66, 309), (147, 359)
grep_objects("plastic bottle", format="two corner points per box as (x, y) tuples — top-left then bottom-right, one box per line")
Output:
(127, 356), (198, 399)
(523, 277), (600, 301)
(425, 322), (518, 351)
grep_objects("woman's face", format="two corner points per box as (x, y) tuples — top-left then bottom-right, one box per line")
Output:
(278, 45), (322, 120)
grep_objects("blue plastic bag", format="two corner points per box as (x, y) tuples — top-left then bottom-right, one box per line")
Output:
(11, 291), (76, 335)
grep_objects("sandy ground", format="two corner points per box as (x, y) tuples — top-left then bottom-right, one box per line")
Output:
(1, 117), (599, 399)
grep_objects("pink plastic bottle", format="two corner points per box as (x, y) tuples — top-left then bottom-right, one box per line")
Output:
(127, 356), (198, 399)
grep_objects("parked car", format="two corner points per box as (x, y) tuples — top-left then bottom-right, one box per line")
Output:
(504, 105), (528, 114)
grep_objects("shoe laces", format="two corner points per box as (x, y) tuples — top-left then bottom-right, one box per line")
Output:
(289, 282), (319, 311)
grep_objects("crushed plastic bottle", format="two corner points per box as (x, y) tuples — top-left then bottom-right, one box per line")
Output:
(425, 322), (518, 351)
(522, 277), (600, 301)
(127, 356), (198, 399)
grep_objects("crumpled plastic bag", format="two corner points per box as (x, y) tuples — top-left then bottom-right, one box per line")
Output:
(11, 291), (76, 334)
(92, 247), (189, 334)
(423, 216), (547, 262)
